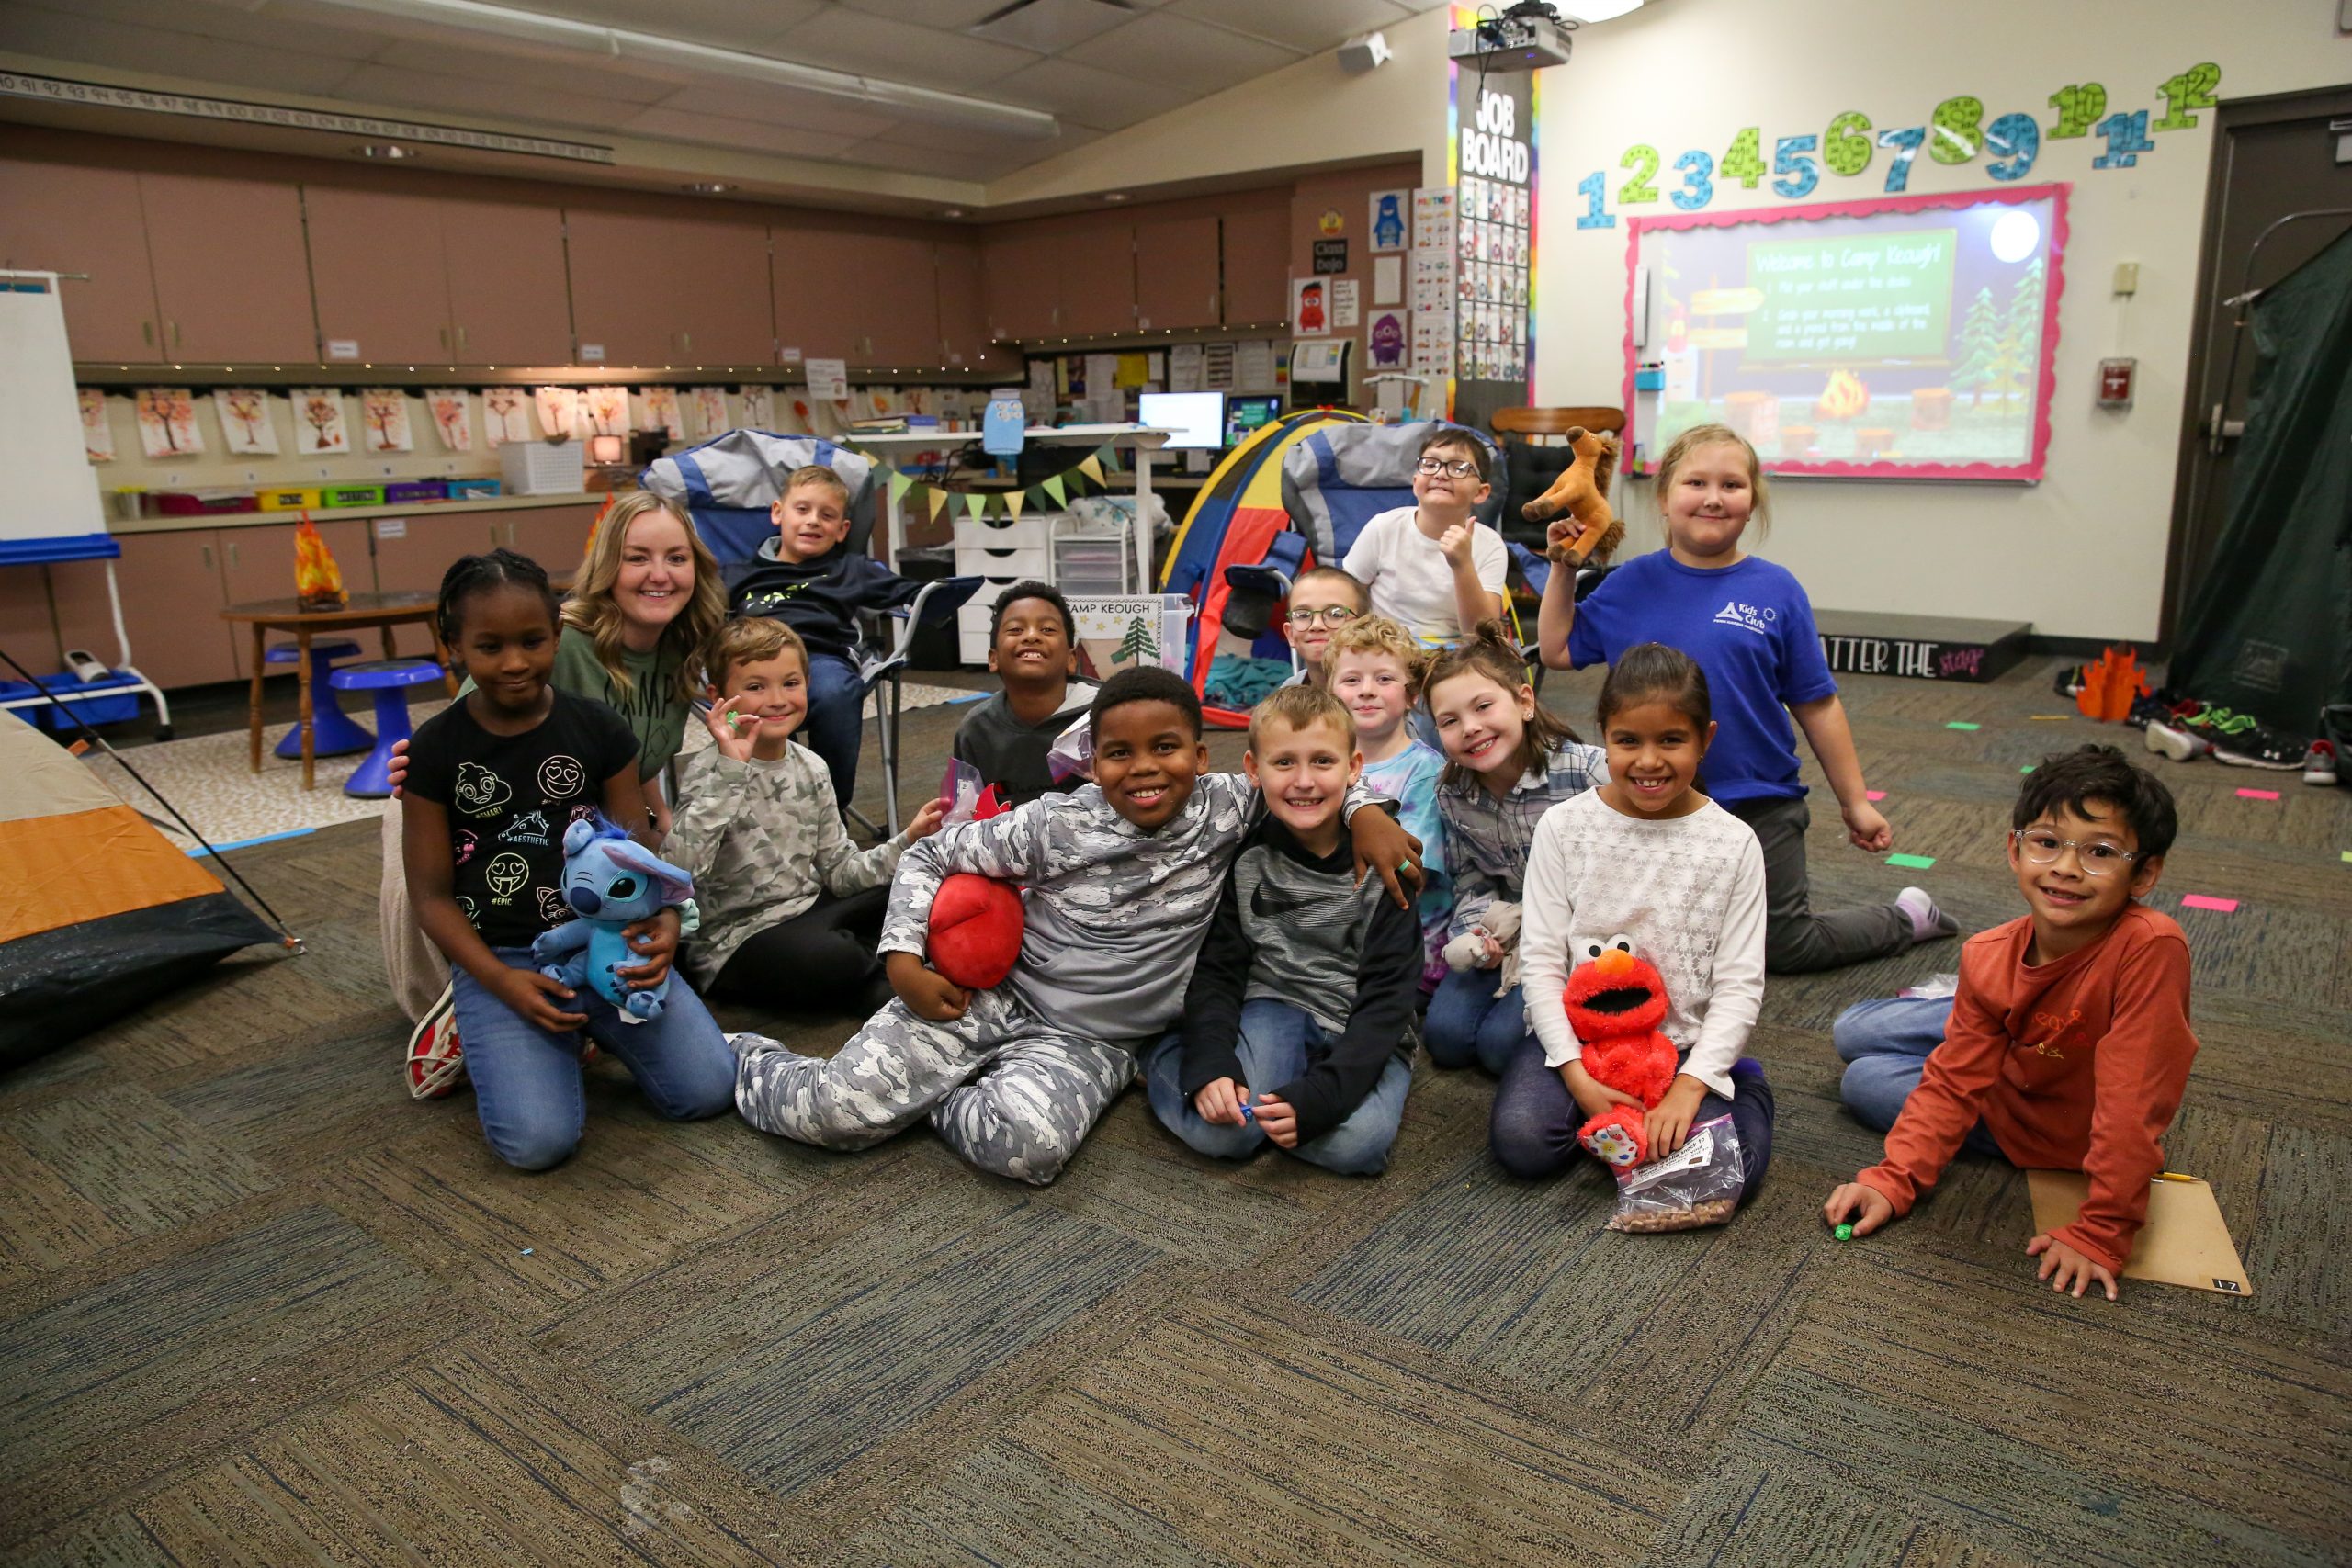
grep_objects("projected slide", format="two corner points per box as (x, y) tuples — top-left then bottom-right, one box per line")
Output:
(1623, 185), (2066, 481)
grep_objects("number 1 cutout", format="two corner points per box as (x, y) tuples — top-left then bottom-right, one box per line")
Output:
(2093, 109), (2154, 168)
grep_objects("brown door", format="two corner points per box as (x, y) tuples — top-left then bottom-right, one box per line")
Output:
(564, 209), (676, 367)
(139, 173), (316, 363)
(1135, 214), (1220, 332)
(843, 233), (940, 366)
(935, 238), (1000, 373)
(60, 530), (237, 689)
(1057, 220), (1135, 339)
(1219, 204), (1288, 327)
(219, 519), (372, 677)
(443, 200), (573, 366)
(673, 217), (773, 366)
(0, 160), (161, 362)
(771, 221), (857, 363)
(304, 186), (453, 364)
(982, 229), (1060, 340)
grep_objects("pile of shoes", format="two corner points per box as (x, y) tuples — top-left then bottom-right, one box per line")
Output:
(2052, 660), (2346, 784)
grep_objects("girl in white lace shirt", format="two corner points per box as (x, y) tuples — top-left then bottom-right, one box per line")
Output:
(1495, 643), (1776, 1204)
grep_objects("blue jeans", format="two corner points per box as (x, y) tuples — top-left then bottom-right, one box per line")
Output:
(448, 946), (737, 1171)
(802, 650), (865, 806)
(1488, 1038), (1775, 1193)
(1424, 967), (1528, 1076)
(1833, 995), (2006, 1158)
(1143, 999), (1412, 1176)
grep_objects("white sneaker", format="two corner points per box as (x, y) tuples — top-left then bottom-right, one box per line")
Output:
(404, 984), (465, 1100)
(2305, 739), (2339, 787)
(2144, 719), (2199, 762)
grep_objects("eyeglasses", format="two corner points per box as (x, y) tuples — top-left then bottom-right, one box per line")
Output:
(2012, 829), (2140, 875)
(1413, 457), (1480, 478)
(1286, 605), (1361, 626)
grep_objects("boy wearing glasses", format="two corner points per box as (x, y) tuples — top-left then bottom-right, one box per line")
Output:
(1823, 746), (2196, 1302)
(1340, 428), (1508, 646)
(1279, 566), (1368, 689)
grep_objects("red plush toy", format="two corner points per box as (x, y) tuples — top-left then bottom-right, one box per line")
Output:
(925, 785), (1025, 991)
(1565, 936), (1680, 1168)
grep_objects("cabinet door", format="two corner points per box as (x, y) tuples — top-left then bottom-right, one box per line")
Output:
(370, 513), (481, 658)
(0, 563), (59, 675)
(1134, 215), (1220, 333)
(442, 200), (573, 366)
(982, 229), (1060, 340)
(303, 186), (453, 364)
(498, 504), (600, 581)
(219, 520), (373, 678)
(0, 160), (162, 362)
(673, 218), (773, 365)
(564, 209), (677, 367)
(842, 233), (939, 367)
(139, 173), (317, 363)
(1057, 221), (1135, 339)
(61, 531), (237, 690)
(770, 222), (857, 363)
(934, 239), (999, 372)
(1219, 205), (1288, 328)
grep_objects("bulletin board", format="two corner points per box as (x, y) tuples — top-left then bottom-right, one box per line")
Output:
(1623, 185), (2069, 482)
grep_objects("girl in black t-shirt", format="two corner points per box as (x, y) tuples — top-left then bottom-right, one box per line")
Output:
(401, 550), (735, 1170)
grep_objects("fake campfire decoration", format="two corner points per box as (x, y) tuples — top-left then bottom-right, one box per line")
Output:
(1815, 369), (1871, 422)
(2074, 645), (2149, 723)
(293, 514), (348, 611)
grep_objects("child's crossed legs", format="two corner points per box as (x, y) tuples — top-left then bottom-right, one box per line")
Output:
(732, 987), (1136, 1185)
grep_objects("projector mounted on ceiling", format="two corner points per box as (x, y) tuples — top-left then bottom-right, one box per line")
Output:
(1446, 2), (1573, 71)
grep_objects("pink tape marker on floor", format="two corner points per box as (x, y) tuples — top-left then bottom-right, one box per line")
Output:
(2235, 788), (2281, 801)
(1865, 790), (1886, 802)
(2180, 895), (2239, 914)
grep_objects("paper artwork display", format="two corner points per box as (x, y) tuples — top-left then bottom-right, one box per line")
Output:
(482, 388), (529, 446)
(688, 386), (729, 437)
(1369, 188), (1409, 252)
(584, 386), (629, 437)
(1373, 254), (1403, 307)
(1068, 595), (1190, 680)
(1290, 277), (1330, 337)
(79, 389), (113, 463)
(360, 389), (413, 454)
(804, 357), (849, 401)
(1331, 279), (1361, 330)
(1367, 309), (1409, 369)
(425, 389), (472, 453)
(534, 387), (580, 440)
(212, 389), (277, 456)
(739, 386), (775, 430)
(293, 389), (349, 455)
(639, 385), (684, 439)
(136, 388), (201, 457)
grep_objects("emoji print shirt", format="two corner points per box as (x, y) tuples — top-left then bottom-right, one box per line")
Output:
(405, 689), (639, 948)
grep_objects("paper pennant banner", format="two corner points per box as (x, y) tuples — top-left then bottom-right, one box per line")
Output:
(1003, 490), (1026, 523)
(1076, 453), (1106, 487)
(1042, 474), (1066, 506)
(964, 491), (988, 522)
(925, 486), (949, 524)
(888, 469), (913, 507)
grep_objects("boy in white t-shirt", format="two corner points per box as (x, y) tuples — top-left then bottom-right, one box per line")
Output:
(1341, 428), (1509, 646)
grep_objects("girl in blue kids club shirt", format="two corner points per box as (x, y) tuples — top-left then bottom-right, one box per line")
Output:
(1534, 423), (1957, 975)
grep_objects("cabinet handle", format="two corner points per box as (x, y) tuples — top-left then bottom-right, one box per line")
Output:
(228, 540), (240, 570)
(201, 544), (212, 570)
(681, 331), (692, 353)
(142, 320), (153, 346)
(439, 325), (449, 349)
(457, 324), (468, 350)
(170, 320), (180, 347)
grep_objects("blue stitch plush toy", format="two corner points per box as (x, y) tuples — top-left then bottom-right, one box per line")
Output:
(531, 817), (695, 1023)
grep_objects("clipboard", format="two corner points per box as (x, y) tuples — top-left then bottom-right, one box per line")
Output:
(2027, 1170), (2252, 1296)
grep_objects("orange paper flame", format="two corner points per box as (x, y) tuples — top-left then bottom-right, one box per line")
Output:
(1815, 369), (1871, 421)
(293, 514), (347, 607)
(2075, 645), (2150, 723)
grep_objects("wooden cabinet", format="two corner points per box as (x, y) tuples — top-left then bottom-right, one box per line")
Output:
(770, 222), (857, 364)
(843, 233), (940, 366)
(370, 513), (484, 659)
(0, 160), (162, 362)
(139, 173), (317, 363)
(56, 531), (236, 690)
(1135, 215), (1220, 332)
(216, 519), (374, 678)
(935, 240), (1000, 372)
(1057, 222), (1135, 339)
(1219, 205), (1288, 327)
(304, 186), (450, 364)
(442, 200), (571, 365)
(673, 218), (773, 364)
(500, 504), (598, 578)
(0, 563), (59, 675)
(982, 229), (1060, 340)
(568, 209), (771, 366)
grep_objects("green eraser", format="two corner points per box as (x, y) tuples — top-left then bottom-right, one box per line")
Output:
(1947, 721), (1982, 731)
(1834, 1223), (1854, 1242)
(1886, 852), (1937, 870)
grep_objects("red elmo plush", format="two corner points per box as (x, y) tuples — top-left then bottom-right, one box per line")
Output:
(1565, 938), (1679, 1168)
(925, 785), (1024, 990)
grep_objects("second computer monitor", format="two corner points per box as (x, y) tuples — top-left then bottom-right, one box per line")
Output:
(1225, 394), (1282, 446)
(1137, 390), (1225, 450)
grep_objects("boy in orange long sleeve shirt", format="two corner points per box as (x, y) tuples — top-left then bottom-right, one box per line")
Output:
(1823, 746), (2195, 1301)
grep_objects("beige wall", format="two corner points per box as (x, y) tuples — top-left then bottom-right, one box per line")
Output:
(1532, 0), (2351, 640)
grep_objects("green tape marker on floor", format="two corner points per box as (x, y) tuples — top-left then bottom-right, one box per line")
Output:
(1947, 721), (1982, 731)
(2343, 851), (2352, 863)
(1886, 852), (1937, 870)
(2020, 764), (2036, 773)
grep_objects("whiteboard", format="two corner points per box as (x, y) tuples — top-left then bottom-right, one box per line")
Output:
(0, 273), (107, 549)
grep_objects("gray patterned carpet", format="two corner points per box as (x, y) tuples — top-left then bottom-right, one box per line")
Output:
(4, 658), (2347, 1565)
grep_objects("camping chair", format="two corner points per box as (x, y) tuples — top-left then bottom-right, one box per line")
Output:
(1488, 406), (1625, 554)
(639, 430), (980, 838)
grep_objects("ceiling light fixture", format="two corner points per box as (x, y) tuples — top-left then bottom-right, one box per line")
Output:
(1102, 191), (1130, 202)
(681, 181), (735, 194)
(356, 142), (415, 159)
(294, 0), (1061, 138)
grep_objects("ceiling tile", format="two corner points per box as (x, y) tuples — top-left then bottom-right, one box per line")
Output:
(496, 0), (827, 50)
(0, 8), (364, 96)
(617, 106), (871, 161)
(837, 136), (1026, 181)
(986, 56), (1191, 132)
(40, 0), (389, 60)
(865, 119), (1101, 165)
(644, 81), (900, 141)
(1165, 0), (1411, 52)
(332, 63), (619, 131)
(969, 0), (1133, 53)
(834, 0), (1009, 27)
(764, 6), (1040, 91)
(366, 37), (681, 104)
(1062, 10), (1298, 96)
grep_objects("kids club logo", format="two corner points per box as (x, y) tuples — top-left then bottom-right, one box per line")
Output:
(484, 852), (530, 897)
(454, 761), (511, 817)
(538, 754), (586, 799)
(1712, 601), (1778, 637)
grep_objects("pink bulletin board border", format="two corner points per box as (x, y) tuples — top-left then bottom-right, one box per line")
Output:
(1620, 183), (2070, 483)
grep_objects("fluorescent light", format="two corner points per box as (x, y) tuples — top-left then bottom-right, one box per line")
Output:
(297, 0), (1062, 139)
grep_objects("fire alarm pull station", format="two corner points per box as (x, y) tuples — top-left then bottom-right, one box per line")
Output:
(2097, 357), (2136, 409)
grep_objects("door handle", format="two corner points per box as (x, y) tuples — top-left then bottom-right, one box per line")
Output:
(2205, 402), (2245, 455)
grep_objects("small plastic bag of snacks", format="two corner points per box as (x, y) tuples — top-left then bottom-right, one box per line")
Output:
(1606, 1114), (1745, 1234)
(1046, 710), (1092, 784)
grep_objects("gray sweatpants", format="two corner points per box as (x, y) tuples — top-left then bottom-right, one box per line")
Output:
(1724, 795), (1907, 975)
(731, 987), (1137, 1185)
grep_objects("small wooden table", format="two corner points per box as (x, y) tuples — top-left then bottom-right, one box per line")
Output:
(221, 592), (458, 790)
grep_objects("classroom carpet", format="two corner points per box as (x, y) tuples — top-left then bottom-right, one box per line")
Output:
(2, 659), (2346, 1566)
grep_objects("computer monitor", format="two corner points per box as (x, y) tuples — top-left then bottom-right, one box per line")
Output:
(1138, 390), (1225, 450)
(1225, 394), (1282, 446)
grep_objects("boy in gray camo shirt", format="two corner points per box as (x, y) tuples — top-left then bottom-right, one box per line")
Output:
(730, 667), (1421, 1185)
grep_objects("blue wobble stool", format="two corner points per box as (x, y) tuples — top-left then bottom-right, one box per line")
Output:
(331, 660), (448, 798)
(266, 638), (373, 758)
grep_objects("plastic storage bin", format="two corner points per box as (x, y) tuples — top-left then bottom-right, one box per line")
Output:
(384, 480), (447, 504)
(325, 484), (385, 508)
(500, 439), (586, 495)
(33, 671), (142, 729)
(447, 478), (503, 500)
(258, 486), (323, 512)
(151, 489), (258, 516)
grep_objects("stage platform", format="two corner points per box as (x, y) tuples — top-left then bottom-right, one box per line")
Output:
(1814, 610), (2032, 684)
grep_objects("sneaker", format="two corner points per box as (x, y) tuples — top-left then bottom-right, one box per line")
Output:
(2143, 718), (2201, 762)
(2052, 661), (2086, 700)
(2204, 713), (2306, 770)
(2301, 739), (2337, 786)
(405, 984), (465, 1099)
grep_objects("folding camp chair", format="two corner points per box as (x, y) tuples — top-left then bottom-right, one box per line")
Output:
(639, 431), (979, 837)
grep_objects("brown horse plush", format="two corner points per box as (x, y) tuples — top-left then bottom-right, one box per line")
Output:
(1521, 425), (1623, 569)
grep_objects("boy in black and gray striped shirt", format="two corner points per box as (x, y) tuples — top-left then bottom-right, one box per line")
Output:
(1145, 685), (1423, 1176)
